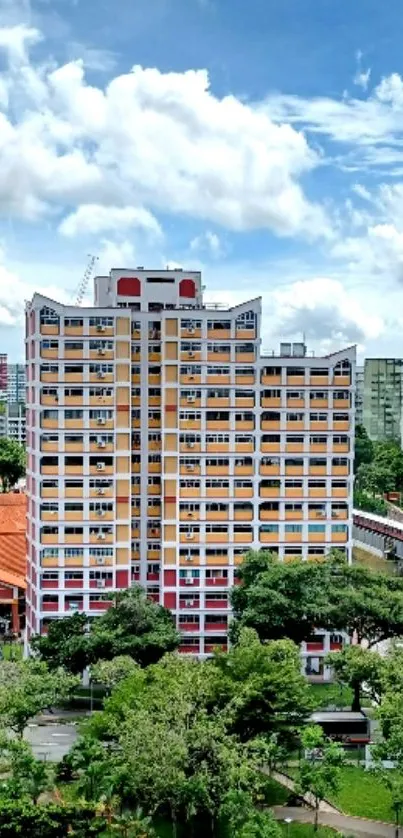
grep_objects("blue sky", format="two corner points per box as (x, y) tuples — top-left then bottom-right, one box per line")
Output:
(1, 0), (403, 360)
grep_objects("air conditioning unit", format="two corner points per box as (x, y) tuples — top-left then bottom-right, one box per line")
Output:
(185, 578), (193, 585)
(96, 556), (104, 565)
(187, 599), (195, 606)
(97, 488), (105, 496)
(186, 532), (194, 540)
(97, 372), (106, 380)
(188, 327), (195, 335)
(97, 510), (106, 517)
(97, 440), (106, 449)
(97, 579), (106, 588)
(187, 442), (195, 449)
(97, 325), (106, 333)
(187, 396), (196, 404)
(186, 464), (195, 472)
(189, 376), (195, 381)
(187, 512), (194, 518)
(98, 349), (106, 356)
(98, 532), (106, 541)
(188, 351), (195, 358)
(96, 463), (105, 471)
(97, 418), (106, 425)
(185, 556), (193, 562)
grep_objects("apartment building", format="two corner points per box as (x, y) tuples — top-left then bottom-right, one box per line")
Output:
(355, 365), (364, 427)
(363, 358), (403, 444)
(25, 268), (355, 662)
(0, 403), (26, 445)
(0, 359), (26, 404)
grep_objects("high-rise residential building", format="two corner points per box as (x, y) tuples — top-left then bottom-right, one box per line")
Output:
(25, 268), (355, 661)
(0, 403), (26, 445)
(363, 358), (403, 443)
(7, 364), (26, 404)
(0, 359), (26, 405)
(355, 365), (364, 427)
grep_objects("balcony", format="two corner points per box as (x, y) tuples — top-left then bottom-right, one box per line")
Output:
(310, 376), (329, 386)
(333, 421), (350, 432)
(41, 418), (59, 430)
(205, 620), (228, 632)
(333, 443), (349, 454)
(182, 351), (202, 362)
(309, 465), (327, 476)
(287, 375), (305, 386)
(235, 396), (254, 408)
(310, 444), (327, 453)
(207, 351), (230, 363)
(310, 398), (329, 408)
(180, 487), (201, 498)
(89, 350), (114, 361)
(235, 442), (254, 454)
(206, 463), (229, 476)
(261, 374), (281, 386)
(234, 486), (253, 498)
(206, 374), (231, 386)
(260, 464), (280, 476)
(285, 487), (303, 497)
(41, 465), (59, 476)
(89, 395), (113, 407)
(332, 466), (349, 476)
(41, 394), (58, 406)
(235, 373), (255, 385)
(309, 487), (327, 498)
(89, 464), (114, 476)
(41, 349), (58, 360)
(259, 508), (279, 520)
(332, 531), (348, 542)
(64, 373), (84, 384)
(261, 420), (281, 431)
(41, 486), (59, 498)
(260, 531), (278, 543)
(310, 421), (328, 431)
(285, 465), (304, 476)
(234, 463), (254, 475)
(287, 421), (304, 432)
(66, 486), (84, 498)
(236, 352), (255, 363)
(180, 419), (201, 431)
(41, 372), (58, 383)
(41, 533), (59, 545)
(65, 418), (84, 430)
(234, 507), (253, 521)
(41, 441), (59, 453)
(233, 530), (253, 543)
(42, 601), (59, 612)
(206, 442), (230, 454)
(65, 442), (84, 453)
(89, 325), (114, 337)
(206, 485), (230, 498)
(287, 398), (305, 408)
(285, 508), (303, 519)
(333, 399), (350, 410)
(286, 443), (304, 454)
(261, 441), (281, 453)
(206, 420), (230, 431)
(259, 486), (280, 498)
(205, 577), (228, 587)
(40, 324), (59, 336)
(236, 328), (256, 340)
(207, 328), (231, 340)
(206, 531), (228, 543)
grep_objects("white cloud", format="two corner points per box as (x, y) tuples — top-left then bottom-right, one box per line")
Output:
(59, 204), (162, 238)
(0, 23), (41, 64)
(354, 50), (371, 91)
(0, 30), (330, 239)
(190, 230), (222, 257)
(270, 277), (384, 345)
(97, 238), (137, 274)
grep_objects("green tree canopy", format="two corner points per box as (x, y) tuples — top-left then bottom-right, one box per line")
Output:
(0, 438), (25, 492)
(32, 587), (180, 673)
(0, 660), (78, 736)
(231, 550), (403, 647)
(326, 645), (384, 711)
(297, 726), (344, 831)
(354, 424), (374, 473)
(212, 628), (312, 745)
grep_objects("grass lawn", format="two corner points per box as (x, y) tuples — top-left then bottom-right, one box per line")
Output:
(0, 643), (22, 661)
(328, 766), (395, 822)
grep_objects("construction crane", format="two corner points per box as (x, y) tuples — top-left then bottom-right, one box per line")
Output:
(74, 254), (99, 306)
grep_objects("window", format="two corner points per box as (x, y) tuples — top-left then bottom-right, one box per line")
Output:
(287, 413), (304, 422)
(285, 524), (302, 533)
(310, 413), (328, 422)
(206, 569), (228, 579)
(308, 524), (326, 533)
(207, 367), (230, 376)
(332, 524), (347, 533)
(260, 524), (279, 532)
(40, 307), (59, 325)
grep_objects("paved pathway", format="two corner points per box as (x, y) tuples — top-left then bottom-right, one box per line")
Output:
(274, 806), (397, 838)
(272, 771), (339, 813)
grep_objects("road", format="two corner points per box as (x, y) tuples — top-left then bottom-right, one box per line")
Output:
(24, 722), (78, 761)
(274, 806), (398, 838)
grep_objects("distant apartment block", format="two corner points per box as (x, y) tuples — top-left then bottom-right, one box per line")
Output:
(363, 358), (403, 443)
(25, 268), (355, 665)
(0, 358), (26, 405)
(355, 365), (364, 426)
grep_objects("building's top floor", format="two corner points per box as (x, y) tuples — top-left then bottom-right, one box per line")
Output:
(94, 267), (203, 309)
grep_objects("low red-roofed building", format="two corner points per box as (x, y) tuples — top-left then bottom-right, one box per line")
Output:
(0, 493), (26, 633)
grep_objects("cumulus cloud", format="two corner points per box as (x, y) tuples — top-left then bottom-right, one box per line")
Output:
(59, 204), (162, 238)
(190, 230), (223, 257)
(271, 277), (384, 345)
(0, 28), (331, 238)
(354, 50), (371, 91)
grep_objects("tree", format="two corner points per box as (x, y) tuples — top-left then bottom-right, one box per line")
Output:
(91, 655), (139, 690)
(231, 551), (403, 648)
(0, 660), (78, 736)
(31, 613), (90, 675)
(326, 645), (384, 711)
(212, 628), (313, 745)
(0, 438), (25, 492)
(0, 736), (51, 804)
(32, 587), (180, 673)
(356, 462), (394, 496)
(354, 424), (373, 473)
(297, 726), (344, 832)
(0, 801), (104, 838)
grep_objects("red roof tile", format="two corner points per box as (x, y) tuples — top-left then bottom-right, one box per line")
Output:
(0, 494), (26, 590)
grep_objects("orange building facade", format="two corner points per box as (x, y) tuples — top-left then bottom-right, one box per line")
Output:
(25, 269), (355, 658)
